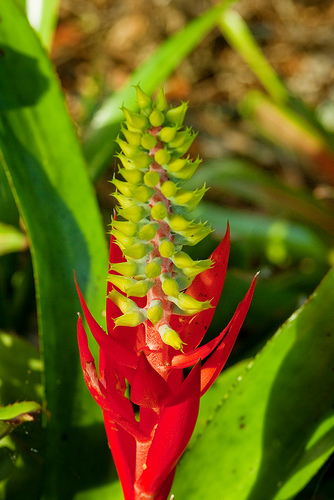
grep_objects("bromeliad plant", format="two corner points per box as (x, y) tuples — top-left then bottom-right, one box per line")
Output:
(76, 86), (256, 500)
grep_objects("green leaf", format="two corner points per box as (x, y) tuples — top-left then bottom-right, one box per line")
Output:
(26, 0), (60, 49)
(172, 267), (334, 499)
(0, 401), (41, 440)
(0, 222), (27, 256)
(82, 0), (238, 181)
(0, 2), (109, 498)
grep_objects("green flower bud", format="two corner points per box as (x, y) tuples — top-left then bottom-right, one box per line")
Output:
(107, 274), (137, 294)
(144, 170), (160, 187)
(159, 238), (175, 258)
(165, 102), (187, 127)
(117, 154), (135, 171)
(121, 127), (142, 147)
(114, 310), (147, 328)
(161, 180), (178, 198)
(154, 149), (171, 166)
(159, 126), (177, 143)
(169, 129), (192, 149)
(141, 133), (157, 150)
(181, 260), (212, 278)
(118, 204), (150, 223)
(167, 157), (187, 173)
(145, 259), (162, 279)
(126, 279), (154, 297)
(111, 228), (135, 249)
(158, 324), (185, 351)
(178, 222), (212, 246)
(151, 202), (167, 221)
(134, 84), (152, 111)
(122, 107), (149, 130)
(155, 88), (168, 112)
(109, 261), (138, 277)
(123, 242), (153, 260)
(149, 108), (165, 127)
(161, 276), (179, 297)
(112, 219), (137, 237)
(171, 157), (201, 181)
(147, 300), (163, 325)
(173, 133), (197, 157)
(138, 222), (158, 241)
(118, 168), (144, 185)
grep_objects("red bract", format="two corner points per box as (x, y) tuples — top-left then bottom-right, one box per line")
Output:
(76, 225), (256, 500)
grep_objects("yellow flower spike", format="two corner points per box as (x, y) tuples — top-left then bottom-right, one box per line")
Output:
(121, 106), (149, 130)
(134, 84), (152, 111)
(159, 238), (175, 258)
(161, 181), (178, 198)
(145, 260), (162, 279)
(118, 168), (144, 185)
(109, 261), (138, 277)
(123, 242), (153, 260)
(158, 324), (185, 351)
(143, 170), (160, 187)
(151, 202), (167, 221)
(141, 133), (157, 150)
(165, 101), (188, 127)
(154, 149), (171, 166)
(154, 87), (168, 112)
(161, 276), (179, 298)
(114, 310), (147, 328)
(149, 108), (165, 127)
(147, 300), (163, 325)
(138, 223), (158, 241)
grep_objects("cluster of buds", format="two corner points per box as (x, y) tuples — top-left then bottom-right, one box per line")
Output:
(76, 85), (256, 500)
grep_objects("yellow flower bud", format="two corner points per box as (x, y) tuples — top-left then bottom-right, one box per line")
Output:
(138, 223), (158, 241)
(118, 168), (143, 185)
(172, 251), (195, 268)
(126, 279), (154, 298)
(147, 301), (163, 325)
(145, 260), (162, 279)
(131, 152), (153, 169)
(149, 108), (165, 127)
(158, 324), (185, 351)
(134, 84), (152, 111)
(108, 289), (139, 314)
(122, 107), (149, 130)
(165, 102), (187, 127)
(159, 126), (177, 143)
(167, 213), (190, 231)
(159, 238), (175, 258)
(161, 181), (177, 198)
(169, 129), (191, 149)
(161, 277), (179, 297)
(114, 310), (147, 328)
(151, 202), (167, 221)
(155, 88), (168, 112)
(112, 178), (134, 198)
(144, 170), (160, 187)
(121, 127), (142, 147)
(112, 219), (137, 237)
(172, 293), (211, 314)
(116, 137), (139, 158)
(141, 133), (157, 150)
(109, 261), (138, 277)
(154, 149), (171, 166)
(133, 185), (154, 203)
(123, 242), (153, 260)
(118, 204), (150, 223)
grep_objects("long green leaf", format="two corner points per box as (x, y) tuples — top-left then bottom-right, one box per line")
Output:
(26, 0), (60, 49)
(82, 0), (237, 181)
(0, 2), (110, 498)
(172, 267), (334, 499)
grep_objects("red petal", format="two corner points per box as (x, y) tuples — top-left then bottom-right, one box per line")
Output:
(75, 274), (138, 369)
(131, 352), (172, 409)
(170, 224), (230, 350)
(200, 274), (257, 395)
(104, 412), (136, 500)
(77, 314), (148, 442)
(135, 362), (201, 496)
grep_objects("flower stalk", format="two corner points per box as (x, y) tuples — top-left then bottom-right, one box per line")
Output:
(76, 85), (256, 500)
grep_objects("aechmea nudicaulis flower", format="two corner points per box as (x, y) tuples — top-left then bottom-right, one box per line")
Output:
(75, 85), (257, 500)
